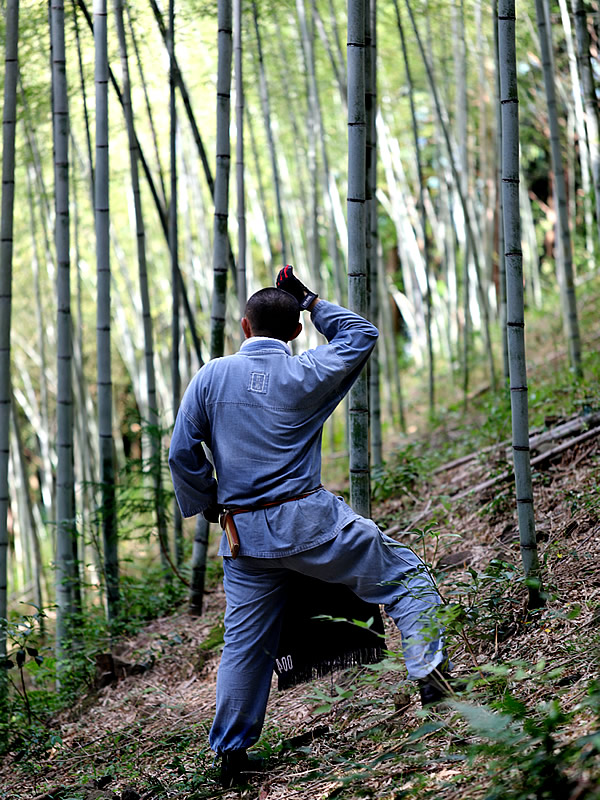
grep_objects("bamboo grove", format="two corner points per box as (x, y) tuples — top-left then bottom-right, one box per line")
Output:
(0, 0), (598, 690)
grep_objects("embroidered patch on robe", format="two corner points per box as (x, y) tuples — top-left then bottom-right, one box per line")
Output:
(248, 372), (269, 393)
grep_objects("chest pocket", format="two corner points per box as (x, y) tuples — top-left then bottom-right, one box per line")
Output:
(248, 372), (269, 394)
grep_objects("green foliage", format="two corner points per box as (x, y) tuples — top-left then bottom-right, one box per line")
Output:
(438, 557), (530, 646)
(453, 681), (600, 800)
(372, 443), (429, 502)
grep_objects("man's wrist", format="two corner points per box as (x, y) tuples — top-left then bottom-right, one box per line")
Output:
(307, 297), (321, 312)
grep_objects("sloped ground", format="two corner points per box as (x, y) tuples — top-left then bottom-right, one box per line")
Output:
(1, 429), (600, 800)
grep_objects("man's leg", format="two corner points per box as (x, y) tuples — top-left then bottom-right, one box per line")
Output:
(209, 557), (287, 754)
(283, 518), (446, 680)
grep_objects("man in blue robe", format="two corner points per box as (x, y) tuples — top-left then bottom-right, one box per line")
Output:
(169, 268), (448, 786)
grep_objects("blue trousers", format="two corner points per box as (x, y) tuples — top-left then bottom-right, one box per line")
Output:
(209, 518), (445, 753)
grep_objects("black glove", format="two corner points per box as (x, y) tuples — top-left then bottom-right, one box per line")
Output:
(202, 502), (221, 524)
(276, 265), (318, 310)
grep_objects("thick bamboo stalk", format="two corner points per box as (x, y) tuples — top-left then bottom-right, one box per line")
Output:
(52, 0), (78, 665)
(535, 0), (582, 377)
(494, 2), (509, 381)
(0, 0), (20, 699)
(192, 0), (235, 606)
(210, 0), (232, 360)
(95, 0), (119, 621)
(234, 0), (246, 316)
(499, 0), (543, 608)
(347, 0), (370, 517)
(169, 0), (183, 568)
(365, 0), (382, 465)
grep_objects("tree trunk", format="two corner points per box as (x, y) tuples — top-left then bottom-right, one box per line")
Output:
(94, 0), (119, 623)
(234, 0), (247, 316)
(499, 0), (543, 610)
(365, 0), (382, 465)
(211, 0), (232, 360)
(347, 0), (370, 517)
(190, 0), (234, 614)
(535, 0), (582, 377)
(494, 0), (509, 382)
(169, 0), (183, 568)
(0, 0), (20, 713)
(52, 0), (78, 667)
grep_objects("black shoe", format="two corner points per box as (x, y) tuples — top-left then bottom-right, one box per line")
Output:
(219, 749), (265, 788)
(418, 668), (458, 708)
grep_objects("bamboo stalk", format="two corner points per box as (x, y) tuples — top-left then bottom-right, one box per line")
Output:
(0, 0), (20, 703)
(234, 0), (246, 316)
(347, 0), (370, 517)
(211, 0), (232, 360)
(94, 0), (119, 621)
(168, 0), (183, 568)
(366, 0), (382, 465)
(499, 0), (543, 609)
(51, 0), (78, 667)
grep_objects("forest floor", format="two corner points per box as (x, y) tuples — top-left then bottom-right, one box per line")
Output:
(2, 396), (600, 800)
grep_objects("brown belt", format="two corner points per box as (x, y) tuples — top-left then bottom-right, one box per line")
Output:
(219, 485), (324, 559)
